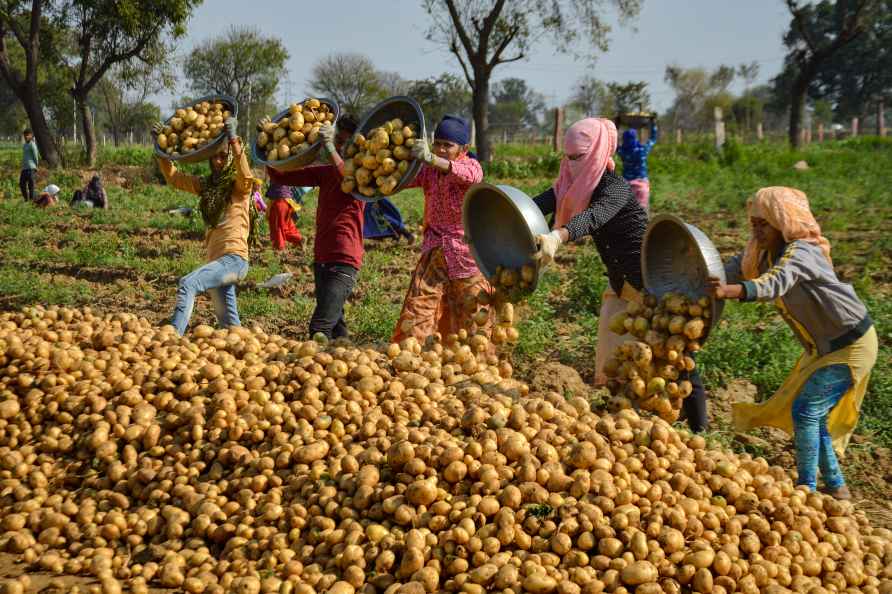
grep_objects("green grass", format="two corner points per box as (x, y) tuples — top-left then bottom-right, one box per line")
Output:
(0, 138), (890, 448)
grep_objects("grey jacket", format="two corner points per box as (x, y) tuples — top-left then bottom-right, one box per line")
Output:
(21, 140), (39, 171)
(725, 240), (872, 357)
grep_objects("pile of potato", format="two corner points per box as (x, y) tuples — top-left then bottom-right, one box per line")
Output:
(488, 264), (539, 301)
(156, 100), (232, 157)
(0, 305), (891, 594)
(604, 292), (710, 422)
(342, 119), (419, 198)
(256, 99), (336, 163)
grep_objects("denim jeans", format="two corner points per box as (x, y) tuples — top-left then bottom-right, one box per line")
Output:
(19, 168), (35, 202)
(310, 263), (358, 339)
(791, 363), (853, 490)
(171, 254), (249, 336)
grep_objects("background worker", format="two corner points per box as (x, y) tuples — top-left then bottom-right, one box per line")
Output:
(20, 128), (39, 202)
(616, 117), (658, 213)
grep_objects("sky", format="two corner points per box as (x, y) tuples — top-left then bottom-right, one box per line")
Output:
(155, 0), (792, 112)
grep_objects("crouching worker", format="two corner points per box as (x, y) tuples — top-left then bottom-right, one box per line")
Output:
(153, 117), (255, 336)
(708, 186), (877, 499)
(392, 115), (491, 343)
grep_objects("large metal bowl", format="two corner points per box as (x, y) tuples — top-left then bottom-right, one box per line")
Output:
(641, 213), (726, 340)
(463, 183), (550, 296)
(154, 94), (238, 164)
(251, 98), (340, 172)
(349, 96), (427, 203)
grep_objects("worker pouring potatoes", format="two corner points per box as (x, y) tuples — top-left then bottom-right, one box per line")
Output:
(392, 115), (493, 343)
(708, 186), (877, 500)
(532, 117), (710, 432)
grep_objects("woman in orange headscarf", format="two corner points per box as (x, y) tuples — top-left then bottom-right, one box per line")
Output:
(708, 187), (877, 499)
(533, 117), (709, 432)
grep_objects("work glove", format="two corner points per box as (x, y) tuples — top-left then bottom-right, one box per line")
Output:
(533, 230), (564, 268)
(319, 121), (337, 155)
(257, 116), (272, 131)
(410, 137), (434, 164)
(151, 122), (164, 137)
(224, 117), (238, 141)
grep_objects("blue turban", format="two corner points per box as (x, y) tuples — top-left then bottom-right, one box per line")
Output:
(434, 115), (471, 146)
(622, 129), (639, 151)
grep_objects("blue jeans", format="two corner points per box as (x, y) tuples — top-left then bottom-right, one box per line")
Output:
(171, 254), (249, 336)
(791, 364), (853, 491)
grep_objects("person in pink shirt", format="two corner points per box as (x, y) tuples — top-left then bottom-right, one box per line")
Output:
(392, 115), (493, 343)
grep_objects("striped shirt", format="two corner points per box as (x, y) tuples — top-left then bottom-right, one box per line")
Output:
(534, 171), (647, 294)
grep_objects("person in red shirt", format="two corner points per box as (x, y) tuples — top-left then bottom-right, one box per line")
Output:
(262, 114), (364, 339)
(392, 115), (491, 343)
(265, 182), (305, 252)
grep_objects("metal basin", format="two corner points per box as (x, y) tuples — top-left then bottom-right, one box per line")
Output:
(641, 214), (726, 340)
(154, 94), (238, 164)
(349, 96), (427, 203)
(463, 183), (550, 294)
(251, 98), (340, 171)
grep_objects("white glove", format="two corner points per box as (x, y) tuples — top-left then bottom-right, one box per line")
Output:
(151, 121), (164, 137)
(533, 230), (563, 267)
(410, 137), (434, 164)
(257, 116), (272, 131)
(319, 121), (337, 155)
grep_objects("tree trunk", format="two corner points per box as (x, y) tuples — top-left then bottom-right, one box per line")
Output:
(76, 94), (98, 166)
(788, 74), (809, 149)
(20, 89), (62, 168)
(471, 71), (491, 162)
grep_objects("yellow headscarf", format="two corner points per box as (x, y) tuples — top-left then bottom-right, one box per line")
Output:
(741, 187), (832, 280)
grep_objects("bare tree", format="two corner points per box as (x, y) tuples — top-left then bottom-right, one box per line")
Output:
(308, 53), (384, 117)
(782, 0), (876, 147)
(423, 0), (641, 161)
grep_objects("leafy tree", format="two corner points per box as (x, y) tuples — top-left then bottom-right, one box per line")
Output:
(664, 64), (735, 132)
(56, 0), (200, 165)
(422, 0), (642, 162)
(184, 26), (289, 138)
(95, 61), (166, 145)
(488, 78), (545, 141)
(406, 73), (472, 128)
(780, 0), (878, 147)
(308, 52), (384, 117)
(606, 80), (649, 113)
(0, 0), (63, 167)
(570, 75), (613, 118)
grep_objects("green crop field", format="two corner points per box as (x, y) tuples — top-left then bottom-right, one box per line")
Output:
(1, 137), (891, 506)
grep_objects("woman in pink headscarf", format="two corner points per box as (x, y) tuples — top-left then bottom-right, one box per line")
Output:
(533, 117), (709, 432)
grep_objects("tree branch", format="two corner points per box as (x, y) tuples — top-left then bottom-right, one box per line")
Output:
(488, 23), (521, 68)
(478, 0), (508, 54)
(0, 4), (29, 49)
(786, 0), (819, 53)
(443, 0), (476, 59)
(450, 37), (475, 89)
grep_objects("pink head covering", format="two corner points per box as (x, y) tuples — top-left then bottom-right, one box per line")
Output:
(553, 118), (617, 229)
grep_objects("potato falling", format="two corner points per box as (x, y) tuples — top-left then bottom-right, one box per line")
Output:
(489, 263), (539, 300)
(0, 304), (890, 594)
(604, 291), (710, 422)
(256, 98), (335, 163)
(342, 119), (420, 198)
(155, 100), (231, 157)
